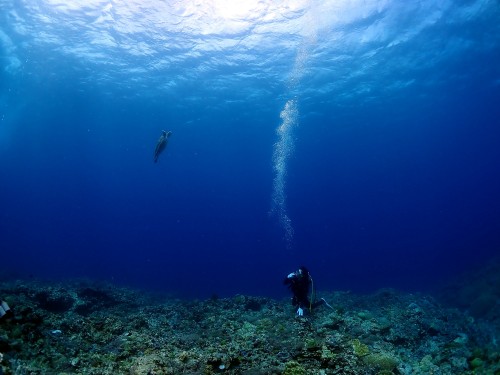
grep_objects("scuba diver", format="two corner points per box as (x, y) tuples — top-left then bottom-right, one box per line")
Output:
(284, 266), (333, 316)
(0, 299), (11, 319)
(154, 130), (172, 163)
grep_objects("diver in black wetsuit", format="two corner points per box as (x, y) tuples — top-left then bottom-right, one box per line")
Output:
(284, 266), (332, 316)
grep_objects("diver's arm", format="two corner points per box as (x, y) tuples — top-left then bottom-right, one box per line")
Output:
(284, 272), (297, 285)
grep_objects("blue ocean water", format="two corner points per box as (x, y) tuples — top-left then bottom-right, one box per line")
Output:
(1, 0), (499, 299)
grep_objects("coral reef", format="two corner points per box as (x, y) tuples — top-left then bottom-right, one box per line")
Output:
(0, 280), (498, 374)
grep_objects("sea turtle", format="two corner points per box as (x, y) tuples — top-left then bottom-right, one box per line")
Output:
(154, 130), (172, 163)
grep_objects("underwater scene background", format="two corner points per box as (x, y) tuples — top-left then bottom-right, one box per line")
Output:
(1, 0), (500, 374)
(2, 0), (499, 298)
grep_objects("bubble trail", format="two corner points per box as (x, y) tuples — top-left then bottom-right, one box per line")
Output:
(271, 98), (298, 248)
(270, 12), (315, 247)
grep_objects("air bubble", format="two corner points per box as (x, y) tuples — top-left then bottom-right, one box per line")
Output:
(271, 99), (298, 248)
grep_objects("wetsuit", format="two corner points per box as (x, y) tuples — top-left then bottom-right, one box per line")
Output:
(284, 267), (325, 313)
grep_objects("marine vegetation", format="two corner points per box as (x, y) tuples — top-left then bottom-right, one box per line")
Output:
(0, 280), (498, 374)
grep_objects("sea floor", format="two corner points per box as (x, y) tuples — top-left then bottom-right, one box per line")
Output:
(0, 279), (498, 375)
